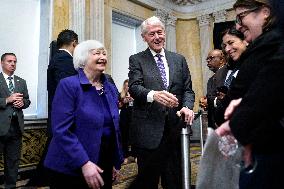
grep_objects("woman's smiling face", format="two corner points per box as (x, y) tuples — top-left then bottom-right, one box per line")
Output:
(235, 6), (270, 42)
(222, 34), (248, 61)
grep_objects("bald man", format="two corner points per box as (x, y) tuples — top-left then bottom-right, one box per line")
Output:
(200, 49), (226, 128)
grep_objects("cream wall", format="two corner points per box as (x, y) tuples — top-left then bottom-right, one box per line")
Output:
(176, 19), (202, 111)
(52, 0), (70, 40)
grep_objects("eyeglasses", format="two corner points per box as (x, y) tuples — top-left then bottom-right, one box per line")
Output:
(235, 7), (259, 25)
(206, 56), (220, 62)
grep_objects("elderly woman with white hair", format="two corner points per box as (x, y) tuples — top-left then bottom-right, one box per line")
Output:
(44, 40), (123, 189)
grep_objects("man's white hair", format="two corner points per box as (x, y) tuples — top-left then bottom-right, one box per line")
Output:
(141, 16), (165, 35)
(73, 40), (105, 69)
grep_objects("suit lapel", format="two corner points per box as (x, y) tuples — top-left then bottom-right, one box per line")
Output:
(165, 50), (175, 89)
(14, 76), (21, 93)
(0, 73), (11, 96)
(144, 48), (165, 89)
(221, 66), (230, 84)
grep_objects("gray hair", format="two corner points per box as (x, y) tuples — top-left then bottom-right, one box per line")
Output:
(141, 16), (165, 35)
(73, 40), (105, 69)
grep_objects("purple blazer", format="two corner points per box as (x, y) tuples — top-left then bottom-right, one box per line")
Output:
(44, 69), (123, 176)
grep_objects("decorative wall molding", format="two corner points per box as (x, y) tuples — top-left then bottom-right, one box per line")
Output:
(129, 0), (235, 19)
(112, 11), (142, 27)
(69, 0), (85, 41)
(90, 0), (104, 43)
(198, 13), (214, 94)
(154, 9), (177, 52)
(167, 13), (177, 26)
(171, 0), (204, 6)
(197, 14), (211, 27)
(165, 13), (177, 51)
(213, 9), (227, 23)
(155, 9), (169, 23)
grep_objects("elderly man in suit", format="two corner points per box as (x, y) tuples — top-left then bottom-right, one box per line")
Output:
(0, 53), (30, 188)
(128, 16), (195, 189)
(200, 49), (226, 128)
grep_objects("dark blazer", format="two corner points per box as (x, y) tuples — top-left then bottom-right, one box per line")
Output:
(206, 75), (217, 128)
(0, 73), (30, 135)
(227, 29), (284, 153)
(128, 48), (195, 149)
(47, 50), (77, 106)
(44, 69), (123, 175)
(47, 50), (77, 135)
(215, 65), (229, 89)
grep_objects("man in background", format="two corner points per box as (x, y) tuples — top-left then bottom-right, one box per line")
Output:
(0, 53), (30, 188)
(47, 29), (78, 133)
(200, 49), (226, 128)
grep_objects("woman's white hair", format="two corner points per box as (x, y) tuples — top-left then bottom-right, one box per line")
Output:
(141, 16), (165, 35)
(73, 40), (105, 69)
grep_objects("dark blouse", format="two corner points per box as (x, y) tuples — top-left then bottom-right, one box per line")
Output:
(97, 89), (114, 137)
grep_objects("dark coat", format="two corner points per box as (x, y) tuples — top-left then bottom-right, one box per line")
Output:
(215, 29), (283, 127)
(128, 48), (195, 149)
(214, 62), (240, 125)
(47, 50), (77, 107)
(206, 74), (217, 128)
(47, 50), (77, 135)
(229, 30), (284, 154)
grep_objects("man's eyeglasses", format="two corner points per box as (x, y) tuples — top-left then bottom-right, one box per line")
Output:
(206, 56), (220, 62)
(235, 7), (259, 25)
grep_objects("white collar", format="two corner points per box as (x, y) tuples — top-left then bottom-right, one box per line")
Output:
(58, 49), (73, 57)
(2, 72), (14, 80)
(149, 48), (165, 58)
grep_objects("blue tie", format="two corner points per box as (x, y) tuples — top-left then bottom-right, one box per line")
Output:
(8, 76), (14, 94)
(155, 54), (168, 89)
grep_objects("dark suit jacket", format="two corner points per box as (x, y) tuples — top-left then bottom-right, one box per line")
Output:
(47, 50), (77, 106)
(214, 64), (235, 126)
(128, 48), (195, 149)
(206, 75), (217, 128)
(215, 65), (229, 89)
(0, 73), (30, 135)
(47, 50), (77, 134)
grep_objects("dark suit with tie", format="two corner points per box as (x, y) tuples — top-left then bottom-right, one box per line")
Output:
(128, 48), (195, 189)
(0, 73), (30, 188)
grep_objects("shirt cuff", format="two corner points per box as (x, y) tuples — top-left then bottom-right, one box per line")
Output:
(147, 90), (155, 103)
(214, 97), (217, 107)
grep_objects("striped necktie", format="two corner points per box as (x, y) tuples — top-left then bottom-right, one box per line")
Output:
(7, 76), (14, 94)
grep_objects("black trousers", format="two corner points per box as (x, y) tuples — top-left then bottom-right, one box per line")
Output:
(129, 121), (182, 189)
(49, 135), (115, 189)
(0, 117), (22, 189)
